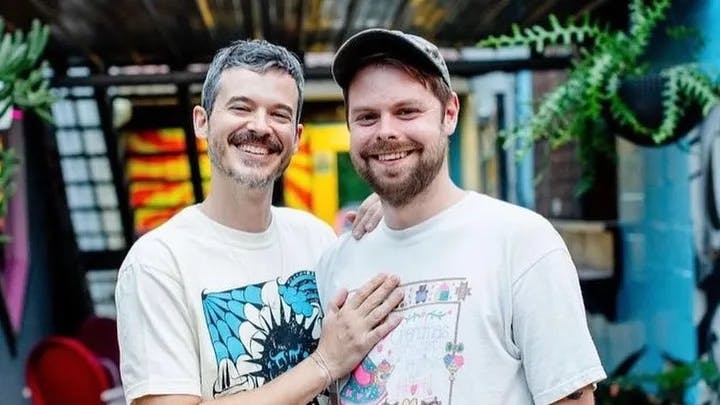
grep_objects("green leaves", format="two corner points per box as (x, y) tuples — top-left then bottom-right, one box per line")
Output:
(0, 17), (54, 122)
(0, 17), (53, 243)
(629, 0), (671, 50)
(0, 146), (18, 241)
(477, 14), (601, 53)
(653, 64), (720, 143)
(477, 0), (720, 188)
(607, 359), (719, 404)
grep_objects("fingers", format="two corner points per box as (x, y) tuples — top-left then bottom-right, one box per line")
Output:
(369, 313), (403, 343)
(350, 206), (367, 239)
(317, 273), (403, 378)
(353, 205), (382, 240)
(345, 212), (357, 225)
(351, 193), (382, 240)
(345, 273), (389, 309)
(331, 288), (349, 311)
(365, 287), (404, 327)
(356, 275), (401, 316)
(366, 193), (380, 205)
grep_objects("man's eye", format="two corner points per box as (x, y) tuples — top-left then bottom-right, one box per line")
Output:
(398, 109), (419, 117)
(357, 114), (377, 122)
(231, 105), (250, 112)
(272, 112), (292, 121)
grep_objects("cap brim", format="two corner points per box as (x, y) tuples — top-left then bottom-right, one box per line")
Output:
(332, 29), (444, 89)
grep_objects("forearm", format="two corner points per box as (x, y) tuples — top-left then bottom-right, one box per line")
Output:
(136, 275), (404, 405)
(135, 357), (328, 405)
(203, 356), (328, 405)
(552, 385), (595, 405)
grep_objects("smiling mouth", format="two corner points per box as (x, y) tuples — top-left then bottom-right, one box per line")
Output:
(372, 150), (413, 162)
(237, 143), (272, 156)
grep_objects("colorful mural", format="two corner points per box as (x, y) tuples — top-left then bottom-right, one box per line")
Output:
(125, 128), (209, 234)
(284, 123), (371, 232)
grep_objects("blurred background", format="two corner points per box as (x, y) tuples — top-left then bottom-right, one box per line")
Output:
(0, 0), (719, 403)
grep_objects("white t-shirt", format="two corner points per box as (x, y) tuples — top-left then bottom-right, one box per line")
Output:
(316, 192), (605, 405)
(116, 205), (336, 402)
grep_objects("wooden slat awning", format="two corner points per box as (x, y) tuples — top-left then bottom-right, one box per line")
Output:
(0, 0), (620, 72)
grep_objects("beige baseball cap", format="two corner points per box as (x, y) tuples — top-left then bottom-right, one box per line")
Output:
(332, 28), (451, 89)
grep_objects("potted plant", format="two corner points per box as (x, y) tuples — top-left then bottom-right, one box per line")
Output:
(0, 17), (54, 240)
(478, 0), (719, 191)
(595, 348), (720, 405)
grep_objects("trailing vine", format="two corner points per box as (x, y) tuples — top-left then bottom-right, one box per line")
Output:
(478, 0), (720, 189)
(479, 14), (601, 53)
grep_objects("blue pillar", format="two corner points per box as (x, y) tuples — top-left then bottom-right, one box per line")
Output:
(691, 1), (720, 66)
(616, 0), (720, 397)
(515, 70), (534, 209)
(449, 123), (463, 187)
(617, 143), (696, 371)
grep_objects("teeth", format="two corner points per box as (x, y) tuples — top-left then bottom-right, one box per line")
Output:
(239, 144), (269, 155)
(377, 151), (409, 161)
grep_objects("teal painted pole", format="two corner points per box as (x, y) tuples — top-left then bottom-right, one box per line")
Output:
(515, 70), (534, 209)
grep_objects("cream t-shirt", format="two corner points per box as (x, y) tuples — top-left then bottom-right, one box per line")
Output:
(116, 205), (336, 402)
(316, 192), (605, 404)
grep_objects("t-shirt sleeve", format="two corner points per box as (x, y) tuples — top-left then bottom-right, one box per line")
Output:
(115, 245), (201, 401)
(316, 220), (338, 252)
(311, 220), (338, 308)
(511, 248), (606, 405)
(312, 240), (342, 395)
(314, 247), (335, 320)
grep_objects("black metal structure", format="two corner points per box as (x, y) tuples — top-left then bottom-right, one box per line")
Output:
(0, 0), (625, 281)
(1, 0), (620, 71)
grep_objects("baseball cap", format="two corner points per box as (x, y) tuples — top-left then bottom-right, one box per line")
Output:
(332, 28), (451, 89)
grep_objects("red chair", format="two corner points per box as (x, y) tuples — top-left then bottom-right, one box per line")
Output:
(26, 336), (111, 405)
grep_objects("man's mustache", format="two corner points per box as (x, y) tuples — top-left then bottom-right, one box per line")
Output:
(228, 130), (282, 152)
(359, 139), (421, 159)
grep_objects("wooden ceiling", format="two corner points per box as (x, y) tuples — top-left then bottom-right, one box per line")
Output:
(0, 0), (620, 72)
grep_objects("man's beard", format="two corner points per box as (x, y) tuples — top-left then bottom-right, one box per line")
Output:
(353, 135), (447, 207)
(208, 129), (291, 189)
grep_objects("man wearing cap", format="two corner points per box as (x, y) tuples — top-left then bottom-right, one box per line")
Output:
(315, 29), (606, 404)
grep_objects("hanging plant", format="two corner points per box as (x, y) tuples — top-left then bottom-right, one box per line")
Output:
(0, 17), (54, 241)
(478, 0), (720, 190)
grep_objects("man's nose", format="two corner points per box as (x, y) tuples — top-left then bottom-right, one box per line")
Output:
(246, 111), (272, 135)
(376, 115), (399, 141)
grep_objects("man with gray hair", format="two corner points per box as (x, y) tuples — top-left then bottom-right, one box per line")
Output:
(116, 39), (402, 404)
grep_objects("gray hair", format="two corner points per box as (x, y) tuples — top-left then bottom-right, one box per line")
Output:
(201, 39), (305, 123)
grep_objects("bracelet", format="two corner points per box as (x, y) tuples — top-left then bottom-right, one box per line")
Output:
(316, 350), (335, 382)
(310, 352), (334, 388)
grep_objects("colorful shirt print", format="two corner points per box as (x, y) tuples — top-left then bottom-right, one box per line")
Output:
(202, 271), (325, 402)
(339, 278), (471, 405)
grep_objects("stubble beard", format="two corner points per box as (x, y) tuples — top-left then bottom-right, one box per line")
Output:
(353, 135), (447, 207)
(208, 129), (292, 189)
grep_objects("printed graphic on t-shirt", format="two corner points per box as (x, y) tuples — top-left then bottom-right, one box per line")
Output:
(202, 270), (325, 402)
(339, 278), (471, 405)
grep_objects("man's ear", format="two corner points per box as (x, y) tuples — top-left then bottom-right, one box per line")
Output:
(193, 106), (209, 140)
(293, 123), (304, 153)
(443, 92), (460, 136)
